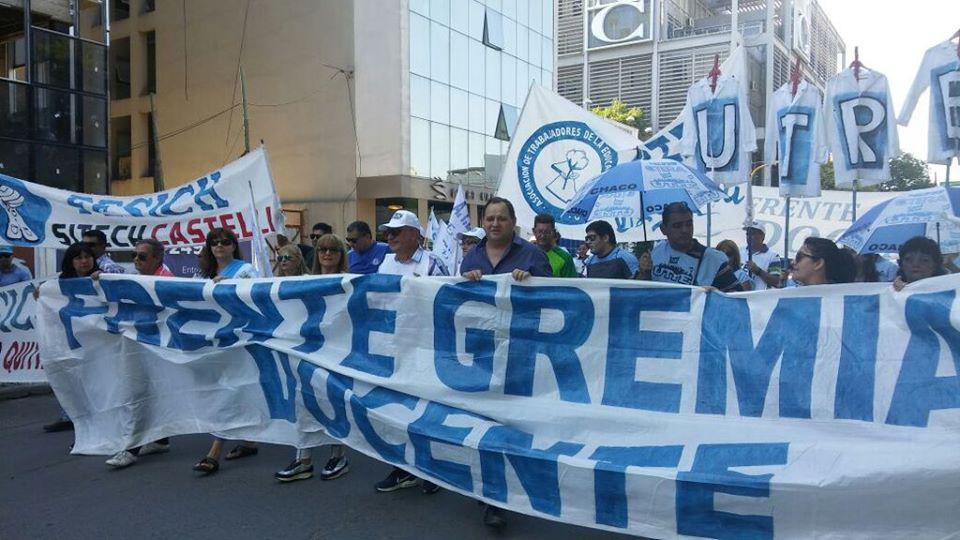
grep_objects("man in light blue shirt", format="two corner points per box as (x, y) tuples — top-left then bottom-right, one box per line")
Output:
(346, 221), (391, 274)
(583, 220), (639, 279)
(0, 245), (30, 287)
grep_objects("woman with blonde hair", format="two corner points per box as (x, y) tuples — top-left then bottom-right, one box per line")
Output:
(275, 243), (309, 277)
(715, 239), (753, 291)
(311, 233), (349, 275)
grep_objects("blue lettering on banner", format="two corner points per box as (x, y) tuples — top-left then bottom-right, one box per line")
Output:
(212, 282), (281, 347)
(590, 445), (683, 528)
(298, 361), (353, 438)
(676, 443), (789, 540)
(409, 402), (478, 493)
(192, 172), (230, 210)
(887, 291), (960, 427)
(603, 287), (689, 413)
(697, 295), (821, 418)
(100, 279), (162, 346)
(833, 92), (889, 170)
(154, 280), (220, 351)
(247, 344), (297, 422)
(65, 172), (229, 218)
(505, 286), (593, 403)
(835, 295), (879, 421)
(777, 106), (814, 186)
(478, 425), (583, 516)
(58, 278), (109, 349)
(434, 281), (497, 392)
(350, 385), (419, 464)
(342, 274), (402, 377)
(277, 277), (346, 354)
(0, 283), (34, 332)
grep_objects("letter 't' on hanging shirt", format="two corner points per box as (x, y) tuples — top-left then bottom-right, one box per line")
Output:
(679, 74), (758, 185)
(764, 80), (829, 198)
(824, 68), (901, 188)
(898, 40), (960, 165)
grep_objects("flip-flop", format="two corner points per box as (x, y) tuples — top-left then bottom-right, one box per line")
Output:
(192, 456), (219, 475)
(225, 444), (259, 460)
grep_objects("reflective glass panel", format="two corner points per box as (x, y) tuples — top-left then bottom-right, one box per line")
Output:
(450, 0), (469, 34)
(485, 48), (500, 100)
(83, 149), (108, 194)
(32, 30), (73, 90)
(468, 40), (485, 95)
(410, 13), (430, 76)
(430, 122), (450, 179)
(81, 41), (107, 95)
(0, 81), (29, 138)
(450, 127), (468, 171)
(450, 88), (468, 129)
(34, 87), (76, 144)
(430, 22), (449, 83)
(34, 144), (80, 190)
(430, 81), (449, 124)
(528, 30), (542, 67)
(0, 140), (30, 179)
(410, 117), (430, 177)
(82, 96), (107, 147)
(469, 93), (484, 133)
(411, 74), (430, 119)
(501, 55), (516, 107)
(450, 31), (469, 90)
(469, 132), (484, 168)
(430, 0), (449, 25)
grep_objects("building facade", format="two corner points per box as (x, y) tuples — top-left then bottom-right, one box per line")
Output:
(80, 0), (555, 239)
(555, 0), (845, 184)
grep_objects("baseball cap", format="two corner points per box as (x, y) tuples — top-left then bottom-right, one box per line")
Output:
(0, 245), (12, 255)
(743, 220), (764, 233)
(457, 227), (485, 241)
(378, 210), (423, 234)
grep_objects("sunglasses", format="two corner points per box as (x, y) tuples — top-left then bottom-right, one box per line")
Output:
(83, 241), (100, 249)
(209, 239), (233, 247)
(344, 236), (359, 244)
(134, 252), (152, 261)
(309, 234), (323, 240)
(794, 251), (818, 263)
(317, 247), (340, 254)
(584, 234), (598, 242)
(277, 255), (294, 262)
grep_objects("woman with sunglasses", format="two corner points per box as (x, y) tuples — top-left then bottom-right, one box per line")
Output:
(193, 228), (259, 475)
(275, 243), (309, 277)
(789, 237), (856, 286)
(274, 234), (352, 483)
(42, 242), (102, 433)
(893, 236), (948, 292)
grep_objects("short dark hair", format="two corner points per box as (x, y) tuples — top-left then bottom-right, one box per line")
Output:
(82, 229), (108, 246)
(661, 202), (693, 227)
(533, 213), (556, 228)
(136, 238), (165, 261)
(483, 197), (516, 221)
(60, 242), (100, 278)
(346, 221), (372, 237)
(899, 236), (942, 264)
(312, 222), (333, 235)
(586, 220), (616, 244)
(804, 237), (856, 284)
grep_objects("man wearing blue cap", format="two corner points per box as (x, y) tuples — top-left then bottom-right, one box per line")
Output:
(0, 246), (31, 287)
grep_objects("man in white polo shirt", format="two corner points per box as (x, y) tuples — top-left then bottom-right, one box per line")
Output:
(740, 223), (783, 290)
(372, 210), (448, 496)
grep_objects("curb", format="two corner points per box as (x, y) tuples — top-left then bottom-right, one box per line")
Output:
(0, 383), (52, 401)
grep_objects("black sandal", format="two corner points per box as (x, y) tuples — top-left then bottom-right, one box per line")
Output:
(192, 456), (219, 475)
(225, 444), (258, 460)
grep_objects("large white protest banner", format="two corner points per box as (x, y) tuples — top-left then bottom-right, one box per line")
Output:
(38, 273), (960, 538)
(0, 280), (42, 382)
(0, 147), (283, 249)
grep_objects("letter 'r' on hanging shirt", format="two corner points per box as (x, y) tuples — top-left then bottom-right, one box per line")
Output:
(679, 74), (758, 185)
(824, 68), (900, 188)
(764, 81), (829, 198)
(898, 40), (960, 165)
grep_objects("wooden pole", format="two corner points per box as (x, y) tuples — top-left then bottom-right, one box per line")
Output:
(240, 66), (251, 154)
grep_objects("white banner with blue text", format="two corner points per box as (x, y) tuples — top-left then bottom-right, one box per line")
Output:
(37, 274), (960, 539)
(0, 280), (42, 382)
(0, 147), (283, 249)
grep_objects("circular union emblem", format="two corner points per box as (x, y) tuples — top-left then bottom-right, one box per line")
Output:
(516, 121), (618, 225)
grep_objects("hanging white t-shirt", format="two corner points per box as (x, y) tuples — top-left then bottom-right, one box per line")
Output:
(824, 68), (900, 188)
(739, 245), (783, 291)
(764, 81), (828, 198)
(680, 75), (758, 185)
(898, 40), (960, 165)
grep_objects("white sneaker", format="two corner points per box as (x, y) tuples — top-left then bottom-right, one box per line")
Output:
(106, 450), (137, 469)
(138, 441), (170, 456)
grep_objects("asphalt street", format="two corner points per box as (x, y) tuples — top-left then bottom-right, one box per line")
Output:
(0, 393), (632, 540)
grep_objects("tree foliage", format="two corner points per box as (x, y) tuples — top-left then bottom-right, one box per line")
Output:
(591, 99), (651, 140)
(819, 153), (931, 192)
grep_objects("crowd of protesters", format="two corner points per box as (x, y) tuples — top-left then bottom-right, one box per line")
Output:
(21, 195), (959, 532)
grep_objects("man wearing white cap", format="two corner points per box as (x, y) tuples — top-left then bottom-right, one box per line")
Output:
(741, 223), (783, 290)
(373, 210), (448, 496)
(0, 245), (30, 287)
(456, 227), (485, 273)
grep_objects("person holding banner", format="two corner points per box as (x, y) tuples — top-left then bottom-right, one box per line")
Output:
(533, 214), (578, 278)
(893, 236), (948, 292)
(650, 202), (741, 291)
(192, 228), (259, 475)
(82, 230), (125, 274)
(460, 197), (551, 283)
(43, 242), (101, 433)
(789, 237), (857, 287)
(0, 245), (30, 286)
(372, 210), (448, 494)
(346, 221), (391, 274)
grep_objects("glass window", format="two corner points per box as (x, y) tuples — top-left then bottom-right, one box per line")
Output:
(516, 61), (529, 103)
(430, 122), (450, 179)
(485, 136), (503, 183)
(430, 21), (449, 83)
(501, 0), (517, 20)
(451, 0), (469, 34)
(485, 48), (500, 100)
(482, 8), (504, 50)
(82, 96), (107, 147)
(410, 0), (429, 16)
(486, 0), (501, 12)
(0, 140), (30, 179)
(515, 0), (528, 26)
(542, 68), (552, 89)
(517, 25), (528, 62)
(450, 88), (468, 129)
(32, 30), (72, 90)
(410, 117), (430, 177)
(410, 74), (430, 119)
(111, 115), (132, 180)
(0, 81), (29, 139)
(501, 55), (516, 107)
(527, 0), (542, 34)
(112, 0), (130, 22)
(83, 149), (108, 194)
(542, 36), (553, 71)
(503, 17), (516, 56)
(34, 145), (80, 190)
(469, 1), (485, 41)
(468, 40), (485, 95)
(34, 87), (76, 144)
(468, 93), (484, 133)
(142, 0), (157, 13)
(143, 31), (156, 95)
(81, 41), (107, 95)
(110, 37), (131, 99)
(450, 127), (469, 171)
(430, 0), (449, 26)
(430, 81), (449, 124)
(528, 30), (541, 67)
(530, 68), (540, 88)
(542, 0), (554, 39)
(450, 31), (469, 90)
(410, 13), (430, 77)
(485, 98), (499, 135)
(469, 132), (484, 168)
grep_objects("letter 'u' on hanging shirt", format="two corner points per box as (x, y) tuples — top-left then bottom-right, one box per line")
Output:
(897, 40), (960, 165)
(824, 68), (900, 188)
(764, 80), (829, 198)
(680, 74), (758, 185)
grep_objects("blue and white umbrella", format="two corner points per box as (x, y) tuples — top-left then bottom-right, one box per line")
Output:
(561, 159), (725, 240)
(838, 186), (960, 254)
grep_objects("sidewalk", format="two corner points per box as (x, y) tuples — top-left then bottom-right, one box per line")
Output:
(0, 382), (51, 401)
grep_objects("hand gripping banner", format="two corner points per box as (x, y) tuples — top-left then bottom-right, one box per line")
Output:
(37, 274), (960, 538)
(0, 146), (283, 249)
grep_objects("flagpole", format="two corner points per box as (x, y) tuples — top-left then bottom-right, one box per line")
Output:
(852, 179), (859, 222)
(640, 192), (648, 242)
